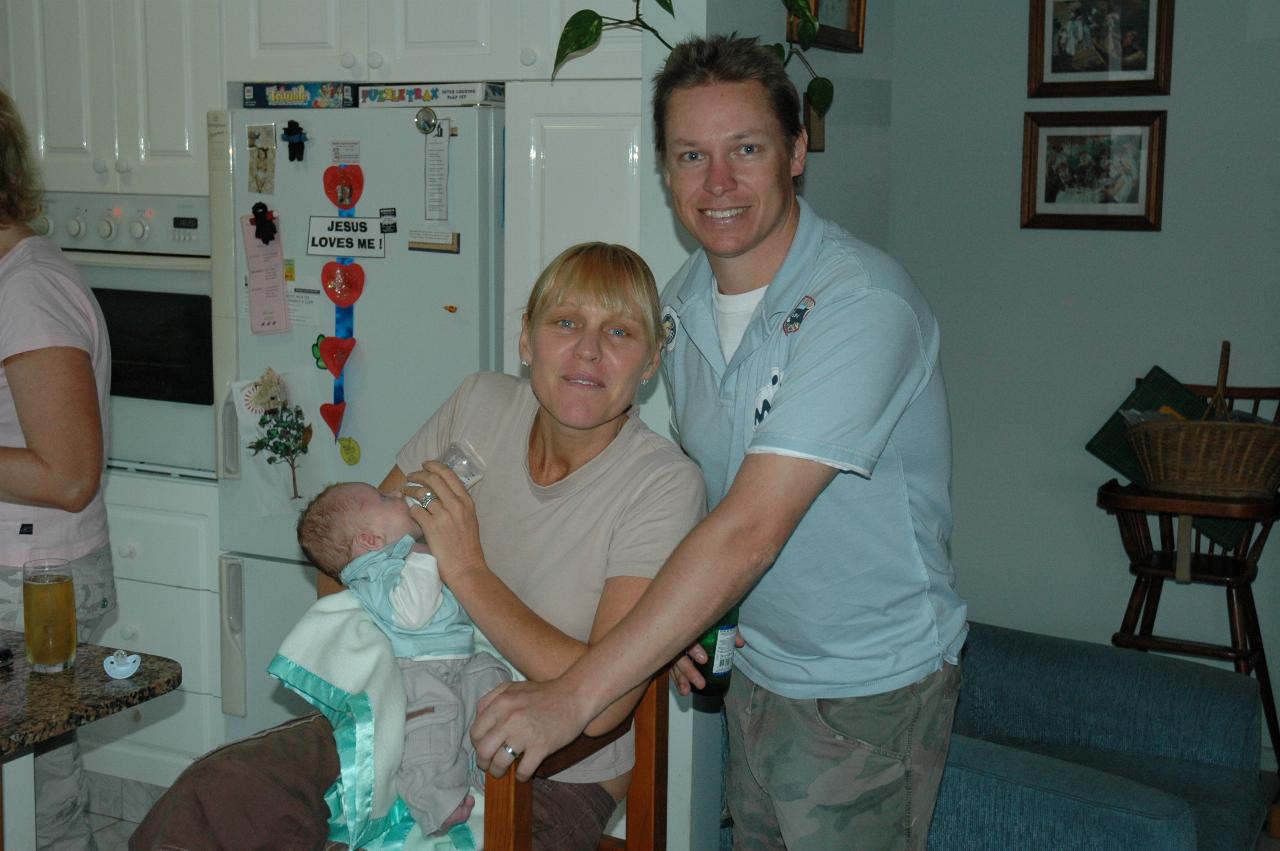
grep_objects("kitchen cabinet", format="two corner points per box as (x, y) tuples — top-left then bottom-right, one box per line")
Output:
(79, 470), (314, 787)
(503, 79), (645, 372)
(4, 0), (222, 195)
(221, 0), (640, 84)
(79, 471), (224, 787)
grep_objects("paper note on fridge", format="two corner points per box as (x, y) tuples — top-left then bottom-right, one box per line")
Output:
(306, 217), (386, 257)
(240, 214), (291, 335)
(425, 118), (450, 221)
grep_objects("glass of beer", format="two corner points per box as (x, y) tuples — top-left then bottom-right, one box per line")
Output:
(23, 558), (77, 673)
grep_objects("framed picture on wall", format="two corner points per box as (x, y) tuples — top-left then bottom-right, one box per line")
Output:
(1027, 0), (1174, 97)
(787, 0), (866, 53)
(1020, 111), (1166, 231)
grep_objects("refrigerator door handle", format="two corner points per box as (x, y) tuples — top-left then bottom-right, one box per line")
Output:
(220, 394), (241, 479)
(219, 555), (248, 717)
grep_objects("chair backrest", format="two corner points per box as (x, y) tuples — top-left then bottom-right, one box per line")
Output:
(1183, 382), (1280, 424)
(484, 669), (669, 851)
(315, 575), (670, 850)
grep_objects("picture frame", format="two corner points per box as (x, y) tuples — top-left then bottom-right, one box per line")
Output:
(1027, 0), (1174, 97)
(788, 0), (866, 53)
(1020, 111), (1166, 231)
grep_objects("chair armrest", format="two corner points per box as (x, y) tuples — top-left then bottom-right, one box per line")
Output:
(956, 622), (1262, 769)
(484, 671), (669, 851)
(483, 713), (632, 851)
(928, 735), (1197, 851)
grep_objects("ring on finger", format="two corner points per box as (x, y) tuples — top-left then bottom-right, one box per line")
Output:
(418, 490), (437, 510)
(502, 743), (522, 759)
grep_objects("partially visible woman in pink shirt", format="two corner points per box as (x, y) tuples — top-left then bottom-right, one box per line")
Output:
(0, 84), (116, 851)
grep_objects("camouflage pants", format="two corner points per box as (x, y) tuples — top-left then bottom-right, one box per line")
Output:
(724, 663), (961, 851)
(1, 545), (116, 851)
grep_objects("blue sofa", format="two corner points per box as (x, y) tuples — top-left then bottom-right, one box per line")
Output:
(928, 622), (1278, 850)
(717, 622), (1278, 849)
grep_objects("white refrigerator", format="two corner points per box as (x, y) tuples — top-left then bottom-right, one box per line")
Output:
(206, 100), (504, 739)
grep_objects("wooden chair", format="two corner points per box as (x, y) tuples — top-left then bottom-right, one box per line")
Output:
(1095, 381), (1280, 836)
(316, 573), (670, 849)
(483, 670), (669, 851)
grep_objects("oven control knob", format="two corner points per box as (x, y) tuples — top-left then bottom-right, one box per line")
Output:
(66, 216), (85, 239)
(31, 214), (52, 236)
(97, 218), (117, 240)
(129, 219), (149, 241)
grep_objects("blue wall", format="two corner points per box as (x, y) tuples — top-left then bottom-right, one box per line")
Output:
(880, 1), (1280, 765)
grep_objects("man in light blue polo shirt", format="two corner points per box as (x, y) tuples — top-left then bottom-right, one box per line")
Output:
(471, 33), (967, 850)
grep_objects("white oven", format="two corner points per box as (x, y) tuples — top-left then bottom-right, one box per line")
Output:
(37, 192), (221, 478)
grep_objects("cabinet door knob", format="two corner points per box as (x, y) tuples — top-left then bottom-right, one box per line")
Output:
(115, 158), (131, 174)
(93, 158), (109, 174)
(116, 543), (137, 559)
(120, 625), (140, 641)
(367, 51), (384, 69)
(340, 51), (356, 69)
(521, 47), (538, 67)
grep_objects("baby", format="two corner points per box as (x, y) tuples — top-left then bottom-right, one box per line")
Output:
(296, 482), (509, 837)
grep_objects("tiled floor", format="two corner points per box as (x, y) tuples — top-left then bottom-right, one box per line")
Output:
(85, 770), (166, 850)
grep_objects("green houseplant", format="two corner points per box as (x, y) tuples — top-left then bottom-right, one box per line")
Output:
(554, 0), (835, 119)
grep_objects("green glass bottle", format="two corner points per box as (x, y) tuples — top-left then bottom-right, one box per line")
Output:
(692, 605), (739, 699)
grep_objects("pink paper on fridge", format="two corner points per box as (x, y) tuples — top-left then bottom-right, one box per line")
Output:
(239, 213), (291, 335)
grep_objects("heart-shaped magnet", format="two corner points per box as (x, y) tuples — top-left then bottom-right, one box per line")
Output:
(321, 261), (365, 308)
(320, 402), (347, 439)
(319, 336), (356, 378)
(323, 165), (364, 210)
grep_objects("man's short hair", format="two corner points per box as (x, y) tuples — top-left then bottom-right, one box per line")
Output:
(652, 33), (803, 160)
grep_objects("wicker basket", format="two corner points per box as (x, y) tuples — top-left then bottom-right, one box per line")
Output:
(1125, 342), (1280, 499)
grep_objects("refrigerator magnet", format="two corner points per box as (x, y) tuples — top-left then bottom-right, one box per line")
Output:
(338, 437), (361, 466)
(282, 120), (308, 162)
(247, 124), (277, 194)
(323, 164), (364, 210)
(407, 229), (460, 254)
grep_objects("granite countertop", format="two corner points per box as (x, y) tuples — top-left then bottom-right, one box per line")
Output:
(0, 629), (182, 760)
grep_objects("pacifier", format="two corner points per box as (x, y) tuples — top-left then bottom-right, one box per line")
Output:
(103, 649), (141, 679)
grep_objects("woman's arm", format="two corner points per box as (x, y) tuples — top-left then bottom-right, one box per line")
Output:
(379, 463), (651, 732)
(0, 346), (104, 511)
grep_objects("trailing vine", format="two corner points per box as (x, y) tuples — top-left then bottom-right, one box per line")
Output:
(554, 0), (835, 118)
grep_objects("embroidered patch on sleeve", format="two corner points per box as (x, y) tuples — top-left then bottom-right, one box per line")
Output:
(782, 295), (816, 335)
(661, 308), (680, 353)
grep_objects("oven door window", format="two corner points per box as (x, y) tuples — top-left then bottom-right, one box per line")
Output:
(92, 288), (213, 405)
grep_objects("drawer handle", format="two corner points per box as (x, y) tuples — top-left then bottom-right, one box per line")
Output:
(116, 543), (138, 559)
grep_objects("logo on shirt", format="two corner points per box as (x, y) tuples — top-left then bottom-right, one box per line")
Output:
(782, 295), (815, 335)
(754, 369), (782, 427)
(661, 308), (679, 353)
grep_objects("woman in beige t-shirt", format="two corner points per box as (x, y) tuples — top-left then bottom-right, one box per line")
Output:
(388, 242), (706, 847)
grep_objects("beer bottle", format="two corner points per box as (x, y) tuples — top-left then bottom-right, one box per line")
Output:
(692, 605), (739, 700)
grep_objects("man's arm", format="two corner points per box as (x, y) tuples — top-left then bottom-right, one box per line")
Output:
(470, 451), (837, 778)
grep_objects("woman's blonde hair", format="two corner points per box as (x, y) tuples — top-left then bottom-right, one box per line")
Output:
(524, 242), (662, 352)
(0, 87), (41, 226)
